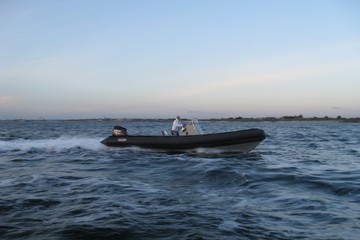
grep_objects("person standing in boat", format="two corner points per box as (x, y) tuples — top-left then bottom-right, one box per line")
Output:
(171, 116), (185, 136)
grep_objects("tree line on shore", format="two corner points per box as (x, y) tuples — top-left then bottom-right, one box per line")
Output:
(68, 115), (360, 123)
(209, 115), (360, 122)
(2, 115), (360, 123)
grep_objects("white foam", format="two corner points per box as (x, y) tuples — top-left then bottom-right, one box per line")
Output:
(0, 136), (104, 152)
(0, 178), (14, 187)
(218, 219), (240, 231)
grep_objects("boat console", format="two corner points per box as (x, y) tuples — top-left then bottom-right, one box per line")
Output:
(161, 118), (204, 136)
(180, 119), (204, 136)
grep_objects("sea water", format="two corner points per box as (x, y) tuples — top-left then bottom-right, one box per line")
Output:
(0, 120), (359, 239)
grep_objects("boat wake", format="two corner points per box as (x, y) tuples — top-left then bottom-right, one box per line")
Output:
(0, 136), (104, 152)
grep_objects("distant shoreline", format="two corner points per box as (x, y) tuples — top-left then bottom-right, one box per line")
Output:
(2, 116), (360, 123)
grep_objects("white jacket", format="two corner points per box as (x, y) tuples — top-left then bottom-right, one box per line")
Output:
(171, 119), (183, 131)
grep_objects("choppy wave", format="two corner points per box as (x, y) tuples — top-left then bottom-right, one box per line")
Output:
(0, 121), (360, 239)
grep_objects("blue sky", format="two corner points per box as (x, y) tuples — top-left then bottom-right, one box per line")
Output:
(1, 0), (359, 119)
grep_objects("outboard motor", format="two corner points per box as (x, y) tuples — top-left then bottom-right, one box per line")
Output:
(112, 126), (127, 136)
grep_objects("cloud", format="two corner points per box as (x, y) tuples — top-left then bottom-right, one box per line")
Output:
(0, 96), (19, 108)
(168, 38), (360, 99)
(0, 96), (13, 104)
(170, 60), (360, 98)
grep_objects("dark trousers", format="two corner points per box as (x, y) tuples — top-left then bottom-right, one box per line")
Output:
(171, 130), (179, 136)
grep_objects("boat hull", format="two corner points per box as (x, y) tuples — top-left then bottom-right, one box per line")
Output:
(101, 128), (266, 153)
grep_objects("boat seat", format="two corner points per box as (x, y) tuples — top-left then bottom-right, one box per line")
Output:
(161, 130), (179, 136)
(161, 130), (170, 136)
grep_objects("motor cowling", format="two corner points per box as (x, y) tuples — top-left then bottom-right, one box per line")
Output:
(112, 126), (127, 136)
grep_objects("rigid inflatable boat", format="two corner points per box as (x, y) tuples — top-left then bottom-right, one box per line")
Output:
(101, 119), (266, 153)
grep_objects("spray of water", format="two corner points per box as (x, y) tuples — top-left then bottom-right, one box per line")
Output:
(0, 136), (104, 152)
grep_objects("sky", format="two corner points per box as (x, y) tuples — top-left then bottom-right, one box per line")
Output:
(1, 0), (360, 119)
